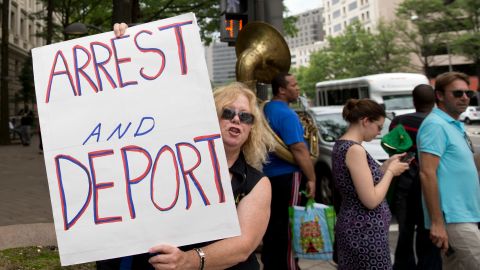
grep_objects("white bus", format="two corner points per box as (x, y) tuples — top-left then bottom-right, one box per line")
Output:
(315, 73), (430, 115)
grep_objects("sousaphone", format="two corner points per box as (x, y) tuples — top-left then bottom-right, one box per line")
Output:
(235, 22), (319, 164)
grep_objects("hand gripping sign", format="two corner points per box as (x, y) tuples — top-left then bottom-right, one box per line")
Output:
(32, 13), (240, 266)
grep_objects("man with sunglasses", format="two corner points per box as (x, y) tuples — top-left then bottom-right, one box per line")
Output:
(261, 72), (316, 270)
(418, 71), (480, 269)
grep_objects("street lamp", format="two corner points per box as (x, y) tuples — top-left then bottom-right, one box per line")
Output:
(64, 22), (103, 35)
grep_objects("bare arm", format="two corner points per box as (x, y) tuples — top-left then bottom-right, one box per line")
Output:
(347, 145), (408, 209)
(289, 142), (316, 198)
(419, 152), (448, 252)
(148, 177), (272, 270)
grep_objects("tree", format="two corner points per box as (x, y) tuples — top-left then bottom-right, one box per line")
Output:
(448, 0), (480, 89)
(0, 0), (11, 145)
(372, 20), (410, 73)
(395, 0), (451, 78)
(293, 21), (409, 100)
(36, 0), (220, 44)
(18, 54), (35, 109)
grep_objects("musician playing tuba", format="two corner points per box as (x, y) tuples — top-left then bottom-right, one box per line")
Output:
(260, 72), (316, 270)
(234, 21), (318, 270)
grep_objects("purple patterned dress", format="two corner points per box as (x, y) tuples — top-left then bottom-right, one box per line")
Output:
(332, 140), (392, 270)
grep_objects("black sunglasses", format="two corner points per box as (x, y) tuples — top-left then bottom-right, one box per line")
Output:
(221, 108), (254, 124)
(451, 90), (475, 98)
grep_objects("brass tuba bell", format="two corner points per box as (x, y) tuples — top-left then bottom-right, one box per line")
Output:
(235, 22), (291, 90)
(235, 22), (319, 164)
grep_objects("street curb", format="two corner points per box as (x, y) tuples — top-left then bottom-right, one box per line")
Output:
(0, 223), (56, 250)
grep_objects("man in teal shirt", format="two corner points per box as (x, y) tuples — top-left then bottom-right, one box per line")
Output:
(418, 71), (480, 269)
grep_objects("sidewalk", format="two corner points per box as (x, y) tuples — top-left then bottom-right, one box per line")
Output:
(0, 135), (56, 249)
(0, 135), (336, 269)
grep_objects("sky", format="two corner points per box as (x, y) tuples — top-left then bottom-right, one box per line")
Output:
(284, 0), (323, 15)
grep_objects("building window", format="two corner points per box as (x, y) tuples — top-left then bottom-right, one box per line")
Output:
(349, 16), (359, 23)
(333, 10), (341, 19)
(332, 0), (340, 5)
(343, 7), (346, 15)
(333, 23), (342, 32)
(366, 11), (370, 20)
(10, 10), (16, 32)
(349, 1), (358, 10)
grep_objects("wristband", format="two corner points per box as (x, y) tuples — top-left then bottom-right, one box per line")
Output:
(194, 248), (205, 270)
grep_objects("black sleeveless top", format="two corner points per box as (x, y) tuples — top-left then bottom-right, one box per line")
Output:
(96, 153), (265, 270)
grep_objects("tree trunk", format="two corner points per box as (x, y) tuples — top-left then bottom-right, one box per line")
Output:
(112, 0), (132, 27)
(476, 59), (480, 91)
(46, 0), (53, 44)
(0, 0), (11, 145)
(131, 0), (140, 23)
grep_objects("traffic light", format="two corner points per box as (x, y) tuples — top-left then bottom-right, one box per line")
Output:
(220, 0), (248, 45)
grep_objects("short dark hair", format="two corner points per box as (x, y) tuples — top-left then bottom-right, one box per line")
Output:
(271, 72), (291, 96)
(412, 84), (435, 112)
(343, 98), (386, 123)
(435, 71), (470, 93)
(434, 71), (470, 104)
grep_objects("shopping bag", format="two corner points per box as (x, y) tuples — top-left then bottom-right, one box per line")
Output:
(290, 198), (335, 260)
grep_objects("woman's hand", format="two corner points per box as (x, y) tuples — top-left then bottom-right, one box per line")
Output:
(148, 244), (193, 270)
(113, 22), (129, 37)
(385, 154), (409, 176)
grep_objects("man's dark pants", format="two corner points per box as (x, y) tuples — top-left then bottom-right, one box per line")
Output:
(393, 168), (442, 270)
(261, 172), (305, 270)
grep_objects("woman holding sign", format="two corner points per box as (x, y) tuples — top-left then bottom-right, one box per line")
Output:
(98, 24), (276, 269)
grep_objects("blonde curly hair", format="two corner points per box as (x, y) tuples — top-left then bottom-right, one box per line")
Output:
(213, 82), (276, 170)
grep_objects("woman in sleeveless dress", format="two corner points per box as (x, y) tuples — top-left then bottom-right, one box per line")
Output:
(332, 99), (410, 270)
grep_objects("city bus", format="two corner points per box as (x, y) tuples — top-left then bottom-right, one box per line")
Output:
(315, 73), (430, 115)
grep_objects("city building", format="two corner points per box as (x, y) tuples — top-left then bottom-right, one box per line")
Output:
(0, 0), (46, 115)
(204, 41), (237, 87)
(285, 8), (324, 48)
(322, 0), (402, 37)
(290, 42), (326, 69)
(321, 0), (476, 89)
(285, 7), (326, 69)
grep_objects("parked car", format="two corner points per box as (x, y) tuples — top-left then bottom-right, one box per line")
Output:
(459, 106), (480, 124)
(307, 106), (390, 204)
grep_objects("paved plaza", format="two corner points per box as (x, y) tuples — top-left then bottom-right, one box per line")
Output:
(5, 126), (479, 268)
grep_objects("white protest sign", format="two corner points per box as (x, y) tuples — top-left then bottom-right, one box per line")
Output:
(32, 13), (240, 266)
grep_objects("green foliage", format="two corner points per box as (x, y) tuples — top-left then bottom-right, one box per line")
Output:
(448, 0), (480, 62)
(0, 246), (95, 269)
(35, 0), (220, 44)
(395, 0), (447, 76)
(18, 54), (35, 106)
(283, 15), (299, 38)
(294, 21), (409, 99)
(282, 3), (299, 38)
(395, 0), (480, 80)
(138, 0), (220, 45)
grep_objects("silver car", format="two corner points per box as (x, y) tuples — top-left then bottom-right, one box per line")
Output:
(308, 106), (390, 204)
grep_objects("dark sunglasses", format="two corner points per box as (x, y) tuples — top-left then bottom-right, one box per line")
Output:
(451, 90), (475, 98)
(221, 108), (254, 124)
